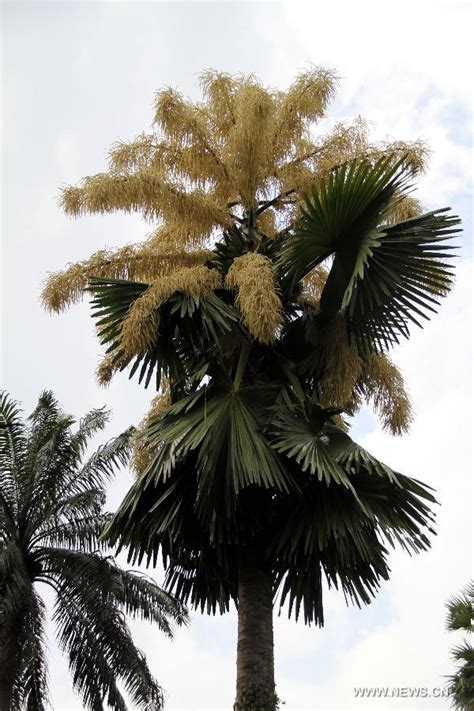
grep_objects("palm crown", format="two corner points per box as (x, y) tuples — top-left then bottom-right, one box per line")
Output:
(90, 156), (458, 620)
(0, 391), (186, 711)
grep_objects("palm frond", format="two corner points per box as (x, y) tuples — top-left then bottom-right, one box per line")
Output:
(14, 591), (49, 711)
(27, 391), (62, 425)
(446, 665), (474, 711)
(0, 391), (26, 516)
(53, 589), (131, 711)
(0, 542), (32, 619)
(142, 376), (293, 534)
(89, 277), (239, 391)
(278, 156), (461, 352)
(280, 156), (411, 281)
(102, 453), (240, 615)
(0, 489), (17, 540)
(446, 582), (474, 711)
(49, 549), (164, 710)
(270, 421), (436, 624)
(19, 399), (79, 536)
(446, 581), (474, 633)
(270, 401), (353, 489)
(1, 389), (180, 709)
(0, 547), (35, 709)
(70, 407), (110, 457)
(451, 640), (474, 665)
(108, 567), (188, 635)
(31, 513), (112, 553)
(346, 208), (460, 351)
(73, 427), (133, 492)
(24, 427), (132, 542)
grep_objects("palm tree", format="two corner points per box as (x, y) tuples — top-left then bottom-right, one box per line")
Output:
(446, 581), (474, 710)
(0, 390), (187, 711)
(41, 71), (461, 709)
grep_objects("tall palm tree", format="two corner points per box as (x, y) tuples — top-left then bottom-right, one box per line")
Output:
(90, 157), (460, 709)
(0, 390), (187, 711)
(41, 71), (461, 708)
(446, 581), (474, 710)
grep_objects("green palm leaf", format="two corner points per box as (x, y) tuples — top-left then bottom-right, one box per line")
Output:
(104, 386), (437, 629)
(270, 401), (353, 489)
(14, 591), (49, 711)
(271, 422), (436, 624)
(142, 376), (293, 532)
(446, 581), (474, 633)
(0, 391), (26, 524)
(89, 277), (239, 390)
(0, 391), (187, 710)
(279, 156), (460, 351)
(445, 581), (474, 711)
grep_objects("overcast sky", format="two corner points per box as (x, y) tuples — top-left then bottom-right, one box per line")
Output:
(1, 1), (473, 710)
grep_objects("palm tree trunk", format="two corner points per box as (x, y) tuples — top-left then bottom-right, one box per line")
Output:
(234, 547), (277, 711)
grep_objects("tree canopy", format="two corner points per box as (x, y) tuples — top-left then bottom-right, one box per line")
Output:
(55, 154), (460, 625)
(41, 69), (441, 439)
(0, 390), (187, 710)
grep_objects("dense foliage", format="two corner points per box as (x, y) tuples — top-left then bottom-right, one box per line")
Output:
(90, 157), (459, 625)
(41, 70), (461, 707)
(0, 391), (186, 710)
(446, 581), (474, 710)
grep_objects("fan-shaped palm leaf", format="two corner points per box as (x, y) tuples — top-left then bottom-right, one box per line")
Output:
(104, 387), (436, 627)
(445, 581), (474, 710)
(89, 277), (240, 391)
(278, 156), (461, 351)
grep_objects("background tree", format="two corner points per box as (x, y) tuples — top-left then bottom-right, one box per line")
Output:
(41, 70), (460, 709)
(0, 390), (187, 711)
(446, 581), (474, 710)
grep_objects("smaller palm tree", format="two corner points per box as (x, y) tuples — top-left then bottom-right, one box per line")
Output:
(0, 390), (187, 711)
(446, 581), (474, 711)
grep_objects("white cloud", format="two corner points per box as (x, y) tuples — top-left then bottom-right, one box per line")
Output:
(255, 1), (473, 211)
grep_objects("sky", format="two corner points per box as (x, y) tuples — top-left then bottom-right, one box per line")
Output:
(1, 1), (473, 710)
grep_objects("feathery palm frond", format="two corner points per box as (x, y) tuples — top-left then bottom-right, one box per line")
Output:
(1, 391), (27, 527)
(0, 391), (187, 710)
(13, 591), (49, 711)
